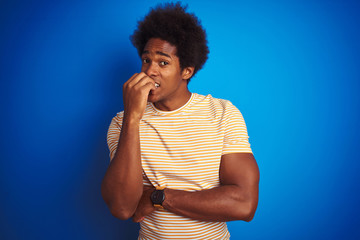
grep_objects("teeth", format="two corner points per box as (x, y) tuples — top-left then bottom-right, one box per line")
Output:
(155, 83), (160, 88)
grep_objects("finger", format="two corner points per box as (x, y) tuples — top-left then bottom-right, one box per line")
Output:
(132, 213), (144, 223)
(125, 75), (152, 94)
(125, 72), (148, 87)
(133, 216), (145, 223)
(132, 76), (156, 92)
(124, 73), (139, 87)
(128, 73), (140, 81)
(123, 72), (145, 91)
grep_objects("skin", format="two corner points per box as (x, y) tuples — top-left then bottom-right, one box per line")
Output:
(101, 38), (260, 223)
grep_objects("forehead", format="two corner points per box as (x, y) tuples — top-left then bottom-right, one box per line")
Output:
(143, 38), (178, 57)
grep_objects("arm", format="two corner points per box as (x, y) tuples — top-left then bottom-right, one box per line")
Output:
(101, 72), (156, 220)
(133, 152), (259, 222)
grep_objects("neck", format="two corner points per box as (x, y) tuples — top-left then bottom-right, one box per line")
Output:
(154, 89), (192, 111)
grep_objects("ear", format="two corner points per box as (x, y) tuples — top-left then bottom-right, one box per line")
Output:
(181, 67), (195, 80)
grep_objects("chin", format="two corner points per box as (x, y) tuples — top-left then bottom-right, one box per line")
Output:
(147, 94), (160, 103)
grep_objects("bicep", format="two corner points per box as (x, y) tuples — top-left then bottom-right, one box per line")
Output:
(219, 153), (260, 189)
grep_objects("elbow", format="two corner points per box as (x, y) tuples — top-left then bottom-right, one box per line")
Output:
(244, 202), (258, 222)
(101, 184), (135, 220)
(243, 209), (256, 222)
(109, 206), (134, 220)
(235, 188), (259, 222)
(234, 200), (258, 222)
(102, 194), (135, 220)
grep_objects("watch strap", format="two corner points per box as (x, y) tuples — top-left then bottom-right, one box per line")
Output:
(153, 204), (164, 210)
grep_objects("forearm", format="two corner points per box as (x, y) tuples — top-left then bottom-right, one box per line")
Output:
(101, 116), (143, 219)
(163, 185), (258, 222)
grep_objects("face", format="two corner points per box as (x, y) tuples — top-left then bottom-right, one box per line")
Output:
(141, 38), (193, 111)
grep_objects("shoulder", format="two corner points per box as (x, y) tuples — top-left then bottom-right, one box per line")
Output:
(192, 93), (240, 114)
(109, 111), (124, 128)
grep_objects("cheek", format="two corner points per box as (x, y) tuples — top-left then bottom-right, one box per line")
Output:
(164, 67), (179, 77)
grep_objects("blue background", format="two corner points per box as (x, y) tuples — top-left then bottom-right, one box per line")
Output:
(1, 0), (359, 239)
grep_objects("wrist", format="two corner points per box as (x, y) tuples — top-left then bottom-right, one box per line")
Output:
(151, 187), (166, 210)
(123, 107), (146, 122)
(161, 188), (173, 209)
(123, 113), (141, 127)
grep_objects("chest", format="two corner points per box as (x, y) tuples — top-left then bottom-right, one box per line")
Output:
(139, 115), (225, 189)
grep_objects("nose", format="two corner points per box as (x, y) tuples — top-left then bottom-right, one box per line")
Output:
(143, 62), (158, 77)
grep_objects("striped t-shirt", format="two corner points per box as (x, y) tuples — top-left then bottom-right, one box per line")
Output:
(107, 93), (252, 240)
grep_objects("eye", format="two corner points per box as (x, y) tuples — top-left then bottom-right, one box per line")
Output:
(142, 58), (150, 64)
(160, 61), (169, 66)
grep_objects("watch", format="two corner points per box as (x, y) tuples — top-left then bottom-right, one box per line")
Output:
(151, 187), (165, 209)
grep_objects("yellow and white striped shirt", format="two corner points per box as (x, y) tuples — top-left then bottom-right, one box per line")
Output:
(107, 93), (252, 239)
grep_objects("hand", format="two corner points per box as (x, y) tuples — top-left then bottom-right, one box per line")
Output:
(123, 72), (156, 122)
(132, 186), (156, 222)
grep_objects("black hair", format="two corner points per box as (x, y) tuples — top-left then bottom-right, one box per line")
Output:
(130, 2), (209, 81)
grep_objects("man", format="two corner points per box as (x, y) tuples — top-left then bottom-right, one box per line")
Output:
(101, 3), (259, 239)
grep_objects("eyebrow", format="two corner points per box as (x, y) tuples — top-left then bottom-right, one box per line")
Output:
(142, 50), (172, 59)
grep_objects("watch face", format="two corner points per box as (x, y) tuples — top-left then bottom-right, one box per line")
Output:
(151, 190), (165, 205)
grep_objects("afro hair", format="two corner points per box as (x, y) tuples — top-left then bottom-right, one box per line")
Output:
(130, 2), (209, 81)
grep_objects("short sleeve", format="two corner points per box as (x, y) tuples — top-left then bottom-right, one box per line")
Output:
(222, 101), (252, 155)
(107, 112), (124, 161)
